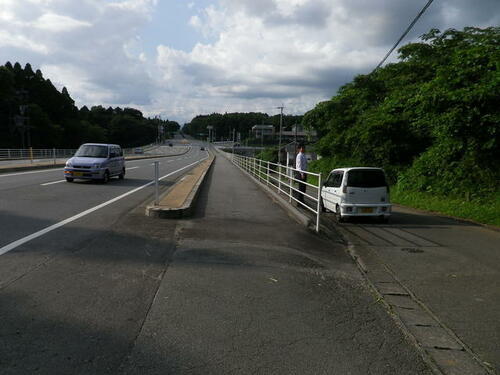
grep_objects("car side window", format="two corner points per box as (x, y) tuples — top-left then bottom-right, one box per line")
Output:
(325, 173), (335, 187)
(118, 147), (123, 157)
(333, 172), (344, 187)
(109, 147), (117, 158)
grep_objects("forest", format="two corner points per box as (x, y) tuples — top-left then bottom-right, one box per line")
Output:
(0, 62), (180, 149)
(183, 112), (303, 143)
(303, 27), (499, 201)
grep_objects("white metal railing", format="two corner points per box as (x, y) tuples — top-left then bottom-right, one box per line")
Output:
(0, 148), (77, 162)
(225, 151), (322, 232)
(0, 144), (182, 162)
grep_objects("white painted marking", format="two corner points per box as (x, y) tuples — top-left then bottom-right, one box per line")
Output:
(41, 180), (66, 186)
(0, 156), (208, 256)
(0, 168), (61, 178)
(126, 166), (139, 170)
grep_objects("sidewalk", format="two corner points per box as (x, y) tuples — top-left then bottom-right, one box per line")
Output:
(122, 154), (432, 375)
(288, 182), (499, 374)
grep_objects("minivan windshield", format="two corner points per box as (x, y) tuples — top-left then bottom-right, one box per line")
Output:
(75, 145), (108, 158)
(347, 169), (387, 188)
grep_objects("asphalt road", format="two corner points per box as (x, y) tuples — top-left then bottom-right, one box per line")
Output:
(0, 145), (205, 255)
(0, 146), (432, 375)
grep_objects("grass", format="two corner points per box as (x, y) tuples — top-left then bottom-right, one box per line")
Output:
(390, 187), (500, 227)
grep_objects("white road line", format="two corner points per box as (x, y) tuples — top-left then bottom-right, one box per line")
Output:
(126, 166), (139, 170)
(0, 157), (207, 256)
(41, 180), (66, 186)
(0, 168), (61, 178)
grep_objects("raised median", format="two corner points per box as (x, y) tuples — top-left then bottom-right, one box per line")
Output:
(146, 153), (215, 218)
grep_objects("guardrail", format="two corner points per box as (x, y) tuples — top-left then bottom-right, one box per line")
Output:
(1, 144), (165, 161)
(0, 148), (77, 161)
(228, 152), (322, 232)
(0, 144), (190, 167)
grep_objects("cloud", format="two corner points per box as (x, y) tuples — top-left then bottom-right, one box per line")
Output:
(0, 0), (157, 108)
(153, 0), (500, 121)
(1, 0), (499, 124)
(33, 13), (92, 32)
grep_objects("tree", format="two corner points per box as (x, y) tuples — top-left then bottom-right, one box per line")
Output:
(303, 26), (500, 194)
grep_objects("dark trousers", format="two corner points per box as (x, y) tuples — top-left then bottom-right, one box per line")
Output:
(297, 174), (307, 204)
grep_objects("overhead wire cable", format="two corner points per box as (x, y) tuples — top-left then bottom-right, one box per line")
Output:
(373, 0), (435, 72)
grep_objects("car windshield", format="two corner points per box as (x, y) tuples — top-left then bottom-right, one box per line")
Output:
(346, 169), (386, 188)
(75, 145), (108, 158)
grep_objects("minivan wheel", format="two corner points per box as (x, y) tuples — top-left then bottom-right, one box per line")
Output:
(66, 177), (74, 182)
(102, 171), (110, 183)
(118, 168), (125, 180)
(379, 215), (389, 224)
(335, 205), (344, 223)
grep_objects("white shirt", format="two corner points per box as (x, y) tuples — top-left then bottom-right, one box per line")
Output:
(296, 152), (307, 172)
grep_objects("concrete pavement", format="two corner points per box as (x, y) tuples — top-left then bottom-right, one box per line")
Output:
(328, 209), (500, 374)
(122, 153), (431, 374)
(236, 156), (500, 374)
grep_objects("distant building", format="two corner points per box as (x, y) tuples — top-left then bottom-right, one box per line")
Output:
(252, 125), (274, 138)
(279, 125), (317, 142)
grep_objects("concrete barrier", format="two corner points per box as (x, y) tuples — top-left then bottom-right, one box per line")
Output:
(146, 155), (215, 219)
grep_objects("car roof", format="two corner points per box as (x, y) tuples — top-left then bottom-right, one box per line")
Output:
(82, 143), (120, 147)
(329, 167), (385, 173)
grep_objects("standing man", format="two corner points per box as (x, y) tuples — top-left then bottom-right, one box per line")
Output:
(295, 144), (308, 207)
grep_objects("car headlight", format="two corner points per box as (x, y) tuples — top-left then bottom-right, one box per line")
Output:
(93, 163), (101, 169)
(66, 161), (73, 168)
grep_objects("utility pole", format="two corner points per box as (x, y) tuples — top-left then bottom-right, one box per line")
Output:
(277, 105), (284, 165)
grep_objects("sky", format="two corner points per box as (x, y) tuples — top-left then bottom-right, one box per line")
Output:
(1, 0), (499, 124)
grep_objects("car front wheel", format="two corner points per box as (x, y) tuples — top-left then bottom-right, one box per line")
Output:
(335, 205), (344, 223)
(102, 171), (110, 183)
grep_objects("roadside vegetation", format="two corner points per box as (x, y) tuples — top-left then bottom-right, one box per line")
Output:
(303, 27), (499, 226)
(0, 62), (180, 148)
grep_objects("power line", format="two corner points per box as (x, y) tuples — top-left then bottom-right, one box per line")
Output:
(373, 0), (435, 72)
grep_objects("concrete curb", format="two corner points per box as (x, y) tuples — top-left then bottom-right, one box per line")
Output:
(0, 163), (66, 173)
(0, 148), (191, 174)
(145, 155), (215, 219)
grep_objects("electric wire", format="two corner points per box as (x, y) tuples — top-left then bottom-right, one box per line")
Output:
(373, 0), (435, 72)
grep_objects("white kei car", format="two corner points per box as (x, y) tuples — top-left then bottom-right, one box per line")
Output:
(321, 167), (392, 222)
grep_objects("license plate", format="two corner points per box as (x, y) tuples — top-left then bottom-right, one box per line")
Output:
(361, 207), (373, 213)
(73, 172), (83, 177)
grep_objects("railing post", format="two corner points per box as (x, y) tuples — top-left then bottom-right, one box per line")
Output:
(53, 148), (56, 165)
(267, 161), (270, 186)
(154, 161), (160, 205)
(289, 166), (292, 203)
(278, 163), (282, 194)
(316, 173), (322, 233)
(29, 147), (33, 163)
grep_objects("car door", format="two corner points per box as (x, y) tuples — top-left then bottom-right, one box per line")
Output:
(330, 171), (344, 209)
(322, 173), (336, 211)
(109, 147), (119, 175)
(117, 146), (125, 173)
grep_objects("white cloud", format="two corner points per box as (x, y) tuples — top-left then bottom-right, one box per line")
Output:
(33, 13), (92, 32)
(1, 0), (499, 124)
